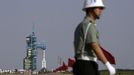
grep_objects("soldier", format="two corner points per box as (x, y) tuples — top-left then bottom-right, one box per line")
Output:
(73, 0), (116, 75)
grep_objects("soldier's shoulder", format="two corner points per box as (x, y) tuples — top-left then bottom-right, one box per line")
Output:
(82, 19), (90, 25)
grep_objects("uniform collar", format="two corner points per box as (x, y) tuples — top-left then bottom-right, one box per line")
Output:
(85, 16), (96, 25)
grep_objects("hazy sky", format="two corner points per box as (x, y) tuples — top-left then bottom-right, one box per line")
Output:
(0, 0), (134, 70)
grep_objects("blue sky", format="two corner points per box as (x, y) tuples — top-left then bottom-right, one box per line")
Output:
(0, 0), (134, 70)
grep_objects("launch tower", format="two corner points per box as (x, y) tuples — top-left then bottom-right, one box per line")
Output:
(23, 26), (46, 71)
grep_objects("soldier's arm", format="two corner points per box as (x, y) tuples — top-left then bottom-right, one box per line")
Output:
(90, 42), (107, 64)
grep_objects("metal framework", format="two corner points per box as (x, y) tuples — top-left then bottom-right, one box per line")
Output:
(23, 29), (46, 71)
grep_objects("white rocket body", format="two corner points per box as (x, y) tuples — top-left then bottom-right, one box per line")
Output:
(42, 50), (46, 68)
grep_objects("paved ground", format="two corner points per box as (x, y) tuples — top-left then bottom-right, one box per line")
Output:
(38, 73), (62, 75)
(0, 73), (72, 75)
(35, 73), (71, 75)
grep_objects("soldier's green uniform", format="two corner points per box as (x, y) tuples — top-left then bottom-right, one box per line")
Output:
(74, 16), (99, 59)
(73, 16), (100, 75)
